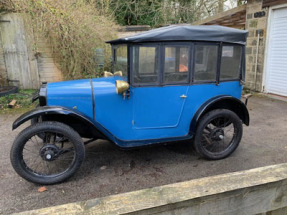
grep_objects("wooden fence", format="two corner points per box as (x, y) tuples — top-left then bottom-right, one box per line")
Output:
(15, 163), (287, 215)
(0, 13), (62, 89)
(0, 21), (7, 86)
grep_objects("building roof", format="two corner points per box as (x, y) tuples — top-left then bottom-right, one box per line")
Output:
(262, 0), (287, 8)
(107, 25), (248, 45)
(192, 4), (246, 29)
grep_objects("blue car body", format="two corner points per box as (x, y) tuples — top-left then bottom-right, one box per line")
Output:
(45, 77), (242, 147)
(13, 25), (249, 149)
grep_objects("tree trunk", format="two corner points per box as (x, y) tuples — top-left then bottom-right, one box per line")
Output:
(218, 0), (224, 13)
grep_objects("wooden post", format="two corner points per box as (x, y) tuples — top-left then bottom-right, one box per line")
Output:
(8, 99), (17, 108)
(218, 0), (224, 13)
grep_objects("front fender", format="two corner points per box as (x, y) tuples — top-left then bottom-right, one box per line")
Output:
(13, 106), (95, 130)
(13, 106), (116, 141)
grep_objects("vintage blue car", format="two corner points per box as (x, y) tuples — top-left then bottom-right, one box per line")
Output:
(10, 25), (249, 184)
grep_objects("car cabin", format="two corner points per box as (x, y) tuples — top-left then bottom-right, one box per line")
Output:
(107, 25), (248, 89)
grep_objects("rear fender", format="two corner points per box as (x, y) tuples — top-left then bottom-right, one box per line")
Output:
(190, 96), (249, 134)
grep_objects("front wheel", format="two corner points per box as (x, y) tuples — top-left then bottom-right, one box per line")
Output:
(194, 109), (243, 160)
(10, 121), (85, 184)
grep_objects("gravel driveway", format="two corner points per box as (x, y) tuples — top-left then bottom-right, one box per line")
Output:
(1, 95), (287, 214)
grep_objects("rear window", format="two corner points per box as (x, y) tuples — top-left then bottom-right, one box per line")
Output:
(220, 45), (242, 80)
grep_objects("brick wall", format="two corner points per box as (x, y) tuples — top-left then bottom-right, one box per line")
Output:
(245, 0), (268, 91)
(35, 39), (63, 84)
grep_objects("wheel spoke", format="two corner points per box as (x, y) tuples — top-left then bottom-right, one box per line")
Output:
(203, 134), (212, 145)
(33, 135), (41, 146)
(44, 160), (51, 175)
(23, 147), (38, 155)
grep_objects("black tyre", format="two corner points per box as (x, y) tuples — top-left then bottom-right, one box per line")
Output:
(194, 109), (243, 160)
(10, 121), (85, 184)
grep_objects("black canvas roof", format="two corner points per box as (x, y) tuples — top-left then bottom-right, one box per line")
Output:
(107, 25), (248, 45)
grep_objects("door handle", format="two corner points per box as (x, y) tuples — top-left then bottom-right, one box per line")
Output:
(180, 94), (187, 99)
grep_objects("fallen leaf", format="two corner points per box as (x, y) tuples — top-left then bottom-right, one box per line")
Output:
(100, 166), (107, 170)
(38, 186), (47, 192)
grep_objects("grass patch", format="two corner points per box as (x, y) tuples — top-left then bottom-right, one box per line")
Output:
(242, 87), (254, 95)
(0, 89), (38, 114)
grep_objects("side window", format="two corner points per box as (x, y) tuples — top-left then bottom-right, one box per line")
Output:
(220, 45), (242, 80)
(164, 46), (189, 83)
(113, 45), (128, 77)
(132, 46), (159, 85)
(194, 45), (218, 82)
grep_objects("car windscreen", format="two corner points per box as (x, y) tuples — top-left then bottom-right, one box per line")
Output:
(113, 45), (128, 77)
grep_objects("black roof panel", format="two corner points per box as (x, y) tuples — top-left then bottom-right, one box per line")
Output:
(107, 25), (248, 45)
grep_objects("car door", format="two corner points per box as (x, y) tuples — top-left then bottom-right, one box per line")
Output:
(131, 44), (190, 129)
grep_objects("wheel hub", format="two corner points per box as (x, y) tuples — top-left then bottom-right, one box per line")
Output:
(40, 144), (60, 161)
(211, 128), (224, 141)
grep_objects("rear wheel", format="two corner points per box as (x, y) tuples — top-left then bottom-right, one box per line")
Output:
(194, 109), (243, 160)
(10, 121), (85, 184)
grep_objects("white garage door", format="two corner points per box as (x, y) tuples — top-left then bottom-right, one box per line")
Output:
(265, 6), (287, 97)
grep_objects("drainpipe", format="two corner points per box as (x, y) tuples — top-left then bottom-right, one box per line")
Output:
(254, 32), (260, 91)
